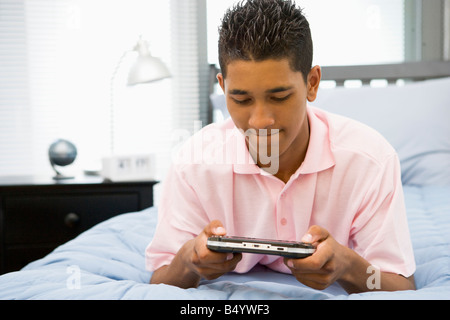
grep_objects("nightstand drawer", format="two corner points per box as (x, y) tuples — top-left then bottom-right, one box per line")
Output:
(4, 193), (139, 244)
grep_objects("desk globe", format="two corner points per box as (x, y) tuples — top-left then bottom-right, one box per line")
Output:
(48, 139), (77, 180)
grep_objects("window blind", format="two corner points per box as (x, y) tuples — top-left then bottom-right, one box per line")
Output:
(0, 0), (32, 174)
(170, 0), (209, 134)
(303, 0), (405, 66)
(0, 0), (212, 205)
(0, 1), (175, 179)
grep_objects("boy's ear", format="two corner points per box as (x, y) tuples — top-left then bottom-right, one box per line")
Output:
(306, 65), (321, 102)
(217, 73), (225, 93)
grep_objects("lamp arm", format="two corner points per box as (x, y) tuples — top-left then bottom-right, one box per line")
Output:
(109, 51), (129, 155)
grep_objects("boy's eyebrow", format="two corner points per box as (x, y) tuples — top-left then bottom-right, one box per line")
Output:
(228, 89), (248, 95)
(266, 86), (293, 93)
(228, 86), (293, 95)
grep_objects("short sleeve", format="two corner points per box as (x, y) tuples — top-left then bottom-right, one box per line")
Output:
(350, 153), (416, 277)
(145, 163), (210, 272)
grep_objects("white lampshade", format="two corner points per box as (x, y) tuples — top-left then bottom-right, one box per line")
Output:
(127, 38), (170, 85)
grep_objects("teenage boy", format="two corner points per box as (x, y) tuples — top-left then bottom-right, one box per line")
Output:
(146, 0), (415, 293)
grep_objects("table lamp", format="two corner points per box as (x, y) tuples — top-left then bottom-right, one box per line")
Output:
(127, 37), (171, 85)
(110, 36), (171, 155)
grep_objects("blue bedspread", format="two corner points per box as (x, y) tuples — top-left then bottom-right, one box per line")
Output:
(1, 186), (449, 300)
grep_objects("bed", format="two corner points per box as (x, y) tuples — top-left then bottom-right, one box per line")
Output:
(1, 61), (450, 300)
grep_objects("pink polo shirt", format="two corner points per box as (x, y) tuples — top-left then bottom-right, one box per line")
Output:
(146, 105), (416, 277)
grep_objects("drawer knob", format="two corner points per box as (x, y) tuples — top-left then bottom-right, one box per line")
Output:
(64, 212), (80, 228)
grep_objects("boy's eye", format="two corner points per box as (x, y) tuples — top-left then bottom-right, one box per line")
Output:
(232, 98), (251, 105)
(272, 94), (291, 102)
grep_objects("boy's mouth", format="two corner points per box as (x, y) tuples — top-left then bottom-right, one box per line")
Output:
(246, 129), (281, 137)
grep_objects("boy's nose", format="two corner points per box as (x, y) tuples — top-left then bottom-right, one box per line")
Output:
(248, 104), (275, 131)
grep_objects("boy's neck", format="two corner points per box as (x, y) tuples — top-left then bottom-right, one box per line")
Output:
(259, 118), (310, 184)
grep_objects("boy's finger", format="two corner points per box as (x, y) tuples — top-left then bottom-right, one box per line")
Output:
(302, 225), (329, 244)
(203, 220), (227, 237)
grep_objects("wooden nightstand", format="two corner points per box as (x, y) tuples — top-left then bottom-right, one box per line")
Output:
(0, 175), (158, 274)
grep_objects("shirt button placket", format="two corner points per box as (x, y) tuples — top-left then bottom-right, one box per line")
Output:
(278, 190), (296, 240)
(277, 192), (289, 238)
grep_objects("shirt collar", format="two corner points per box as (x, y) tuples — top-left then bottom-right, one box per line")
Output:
(230, 105), (335, 176)
(298, 105), (335, 175)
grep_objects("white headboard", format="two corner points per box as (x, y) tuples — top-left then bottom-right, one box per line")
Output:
(321, 61), (450, 86)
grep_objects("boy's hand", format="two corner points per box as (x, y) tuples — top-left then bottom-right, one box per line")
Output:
(283, 225), (350, 290)
(284, 225), (416, 293)
(150, 220), (242, 288)
(185, 220), (242, 280)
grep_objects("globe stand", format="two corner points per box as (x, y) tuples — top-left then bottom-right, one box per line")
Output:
(51, 161), (74, 180)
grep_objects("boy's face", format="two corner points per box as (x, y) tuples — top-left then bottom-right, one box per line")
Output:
(217, 58), (320, 173)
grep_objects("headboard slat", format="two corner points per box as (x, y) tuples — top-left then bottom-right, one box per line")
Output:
(321, 61), (450, 83)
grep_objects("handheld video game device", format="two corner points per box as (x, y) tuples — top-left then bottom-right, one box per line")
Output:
(207, 235), (315, 259)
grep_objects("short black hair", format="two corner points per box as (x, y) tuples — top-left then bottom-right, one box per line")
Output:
(218, 0), (313, 82)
